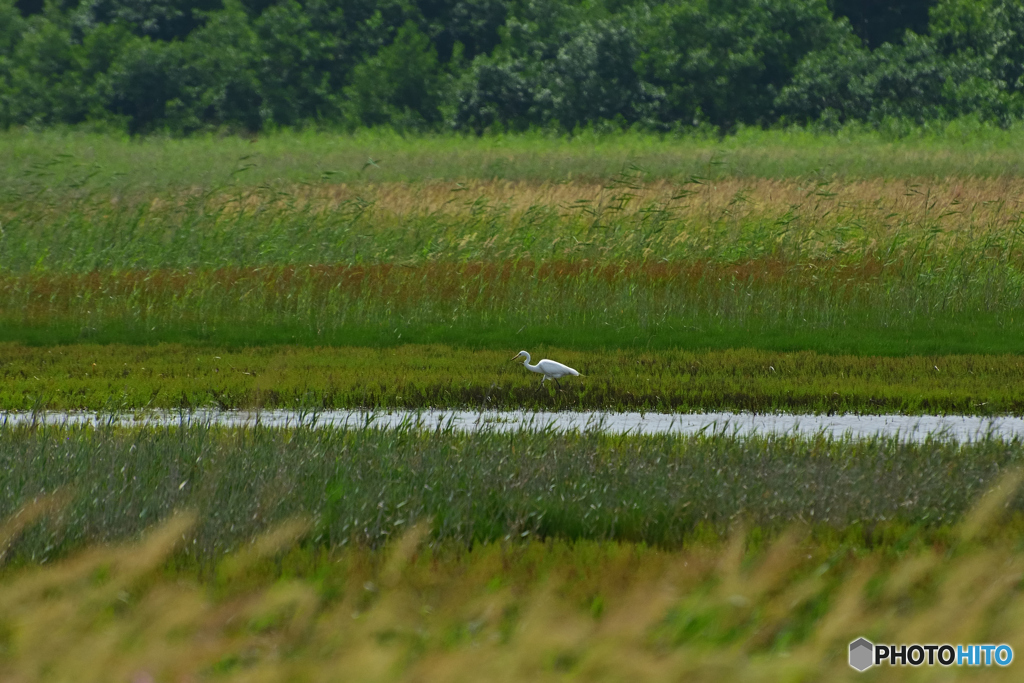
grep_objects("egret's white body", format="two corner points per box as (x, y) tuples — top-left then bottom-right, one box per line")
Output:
(512, 351), (580, 387)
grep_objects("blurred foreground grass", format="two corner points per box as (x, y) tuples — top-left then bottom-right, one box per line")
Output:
(4, 476), (1024, 682)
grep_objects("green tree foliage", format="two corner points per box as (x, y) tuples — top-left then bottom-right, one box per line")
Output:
(103, 37), (184, 134)
(176, 2), (262, 131)
(85, 0), (225, 41)
(453, 3), (660, 132)
(418, 0), (510, 62)
(0, 0), (1022, 134)
(930, 0), (1024, 99)
(0, 0), (27, 127)
(250, 0), (344, 126)
(4, 5), (132, 127)
(636, 0), (847, 129)
(343, 21), (443, 129)
(778, 0), (1024, 126)
(829, 0), (935, 48)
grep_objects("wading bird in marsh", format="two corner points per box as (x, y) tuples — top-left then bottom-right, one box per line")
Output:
(512, 351), (580, 388)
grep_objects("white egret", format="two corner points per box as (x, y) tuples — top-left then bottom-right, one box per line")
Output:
(512, 351), (580, 388)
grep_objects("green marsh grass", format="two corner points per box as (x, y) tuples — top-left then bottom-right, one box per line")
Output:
(6, 177), (1024, 270)
(1, 258), (1021, 354)
(3, 424), (1023, 564)
(4, 138), (1024, 409)
(2, 176), (1024, 355)
(9, 124), (1024, 193)
(2, 343), (1024, 414)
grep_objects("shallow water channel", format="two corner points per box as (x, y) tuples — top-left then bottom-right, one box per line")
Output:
(3, 409), (1024, 442)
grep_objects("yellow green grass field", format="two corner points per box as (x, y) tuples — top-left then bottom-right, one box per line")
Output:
(1, 343), (1023, 413)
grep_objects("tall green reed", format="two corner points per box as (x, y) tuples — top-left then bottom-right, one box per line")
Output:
(2, 257), (1021, 353)
(2, 423), (1022, 565)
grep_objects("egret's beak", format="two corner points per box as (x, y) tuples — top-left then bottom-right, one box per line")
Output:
(510, 355), (520, 361)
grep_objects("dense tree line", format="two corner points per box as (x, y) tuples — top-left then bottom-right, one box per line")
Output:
(1, 0), (1022, 134)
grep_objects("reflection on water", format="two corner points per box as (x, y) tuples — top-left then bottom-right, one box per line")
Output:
(3, 409), (1024, 442)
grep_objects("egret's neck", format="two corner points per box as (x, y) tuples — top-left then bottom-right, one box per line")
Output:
(520, 353), (540, 372)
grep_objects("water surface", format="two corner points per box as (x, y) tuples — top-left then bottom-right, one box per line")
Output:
(4, 409), (1024, 442)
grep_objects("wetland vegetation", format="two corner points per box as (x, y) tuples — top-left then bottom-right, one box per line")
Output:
(5, 423), (1024, 563)
(3, 133), (1024, 405)
(1, 343), (1023, 414)
(7, 501), (1024, 682)
(5, 128), (1024, 678)
(4, 424), (1024, 681)
(7, 0), (1024, 674)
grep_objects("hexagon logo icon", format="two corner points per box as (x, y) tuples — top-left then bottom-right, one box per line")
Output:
(849, 638), (874, 671)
